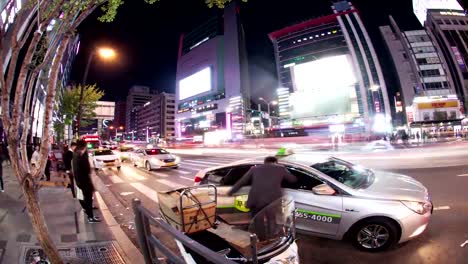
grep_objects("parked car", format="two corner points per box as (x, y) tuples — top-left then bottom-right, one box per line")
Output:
(194, 153), (432, 251)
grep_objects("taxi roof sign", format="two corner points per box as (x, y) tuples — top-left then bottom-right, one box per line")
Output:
(276, 147), (294, 157)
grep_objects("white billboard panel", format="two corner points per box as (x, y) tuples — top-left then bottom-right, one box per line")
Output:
(413, 0), (463, 25)
(179, 67), (211, 100)
(290, 55), (357, 118)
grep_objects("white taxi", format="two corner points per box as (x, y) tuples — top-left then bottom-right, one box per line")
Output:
(92, 149), (121, 171)
(131, 148), (180, 171)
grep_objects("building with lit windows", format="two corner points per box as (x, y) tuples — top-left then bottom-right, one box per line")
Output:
(126, 85), (156, 134)
(424, 9), (468, 112)
(380, 16), (463, 133)
(136, 93), (176, 141)
(175, 2), (250, 140)
(269, 1), (391, 135)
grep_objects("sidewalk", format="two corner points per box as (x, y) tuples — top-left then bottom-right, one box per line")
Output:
(0, 165), (143, 264)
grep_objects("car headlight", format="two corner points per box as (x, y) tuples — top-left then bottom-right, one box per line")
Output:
(174, 156), (181, 163)
(401, 200), (432, 215)
(151, 158), (162, 165)
(95, 159), (103, 162)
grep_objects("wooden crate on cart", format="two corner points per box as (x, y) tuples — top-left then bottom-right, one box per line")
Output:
(158, 186), (217, 234)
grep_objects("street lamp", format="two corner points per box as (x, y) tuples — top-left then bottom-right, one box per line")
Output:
(109, 125), (124, 140)
(259, 97), (278, 128)
(75, 46), (117, 138)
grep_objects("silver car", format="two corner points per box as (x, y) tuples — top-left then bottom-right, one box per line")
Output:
(194, 154), (432, 251)
(131, 148), (181, 171)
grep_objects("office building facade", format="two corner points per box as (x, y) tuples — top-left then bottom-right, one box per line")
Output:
(425, 9), (468, 111)
(125, 85), (155, 133)
(269, 1), (391, 135)
(136, 93), (176, 141)
(380, 16), (462, 128)
(175, 2), (250, 140)
(113, 101), (126, 128)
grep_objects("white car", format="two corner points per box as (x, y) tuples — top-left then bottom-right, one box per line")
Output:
(131, 148), (180, 171)
(92, 149), (121, 171)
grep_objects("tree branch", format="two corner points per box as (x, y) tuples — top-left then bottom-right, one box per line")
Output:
(34, 34), (70, 178)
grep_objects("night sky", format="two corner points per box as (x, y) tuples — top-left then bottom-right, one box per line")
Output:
(70, 0), (422, 104)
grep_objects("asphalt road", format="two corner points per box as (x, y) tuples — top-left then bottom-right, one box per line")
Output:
(95, 143), (468, 263)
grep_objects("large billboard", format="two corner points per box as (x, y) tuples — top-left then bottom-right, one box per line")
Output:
(289, 55), (357, 119)
(179, 67), (212, 100)
(413, 0), (463, 26)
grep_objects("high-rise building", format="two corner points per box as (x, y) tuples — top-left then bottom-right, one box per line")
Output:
(125, 85), (155, 133)
(114, 101), (127, 128)
(413, 0), (463, 26)
(269, 1), (391, 135)
(425, 9), (468, 111)
(380, 16), (462, 128)
(136, 93), (176, 141)
(175, 2), (250, 139)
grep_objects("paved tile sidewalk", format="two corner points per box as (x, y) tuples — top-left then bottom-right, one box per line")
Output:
(0, 165), (142, 263)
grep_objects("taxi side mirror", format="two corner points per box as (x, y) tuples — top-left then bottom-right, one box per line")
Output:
(312, 184), (336, 195)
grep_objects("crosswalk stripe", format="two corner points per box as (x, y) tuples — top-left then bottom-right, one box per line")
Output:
(179, 162), (211, 168)
(125, 173), (146, 181)
(179, 176), (194, 181)
(176, 169), (191, 175)
(157, 179), (185, 189)
(130, 183), (158, 203)
(183, 159), (224, 165)
(151, 171), (169, 177)
(109, 175), (124, 184)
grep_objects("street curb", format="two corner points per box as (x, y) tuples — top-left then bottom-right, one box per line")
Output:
(92, 173), (144, 264)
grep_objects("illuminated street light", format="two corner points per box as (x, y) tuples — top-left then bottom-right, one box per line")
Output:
(75, 46), (117, 138)
(97, 47), (116, 60)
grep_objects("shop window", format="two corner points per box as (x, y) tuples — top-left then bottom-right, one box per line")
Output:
(423, 112), (431, 121)
(450, 111), (457, 119)
(433, 111), (448, 121)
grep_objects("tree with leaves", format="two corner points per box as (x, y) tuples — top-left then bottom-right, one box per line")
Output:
(0, 0), (240, 263)
(62, 84), (105, 136)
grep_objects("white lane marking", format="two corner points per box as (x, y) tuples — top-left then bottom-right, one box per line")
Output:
(433, 206), (450, 211)
(130, 183), (158, 203)
(461, 240), (468, 247)
(120, 192), (134, 196)
(183, 160), (223, 166)
(457, 174), (468, 177)
(150, 171), (168, 177)
(121, 166), (146, 181)
(125, 173), (146, 181)
(157, 179), (184, 189)
(179, 162), (211, 168)
(179, 176), (194, 181)
(176, 169), (191, 175)
(109, 175), (125, 184)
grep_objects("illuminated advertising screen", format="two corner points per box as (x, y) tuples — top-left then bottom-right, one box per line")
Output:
(290, 55), (357, 119)
(412, 0), (463, 25)
(179, 67), (212, 100)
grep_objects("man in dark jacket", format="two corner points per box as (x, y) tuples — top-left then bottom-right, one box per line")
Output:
(63, 143), (77, 198)
(228, 156), (297, 240)
(73, 140), (100, 223)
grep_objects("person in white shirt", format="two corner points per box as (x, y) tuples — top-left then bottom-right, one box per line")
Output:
(30, 145), (41, 174)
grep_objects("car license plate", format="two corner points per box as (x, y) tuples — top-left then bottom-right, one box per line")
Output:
(106, 163), (114, 166)
(166, 162), (175, 166)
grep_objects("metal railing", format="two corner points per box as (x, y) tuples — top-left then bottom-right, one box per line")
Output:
(132, 198), (238, 264)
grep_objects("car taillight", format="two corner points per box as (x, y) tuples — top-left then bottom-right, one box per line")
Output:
(194, 176), (202, 184)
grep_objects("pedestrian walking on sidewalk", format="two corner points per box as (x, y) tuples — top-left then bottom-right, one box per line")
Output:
(2, 143), (10, 166)
(73, 140), (101, 223)
(63, 143), (77, 198)
(31, 145), (41, 173)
